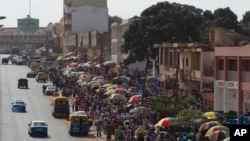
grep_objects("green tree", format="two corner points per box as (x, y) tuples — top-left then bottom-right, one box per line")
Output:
(177, 109), (203, 125)
(240, 11), (250, 36)
(146, 94), (196, 118)
(199, 10), (214, 42)
(121, 2), (204, 65)
(213, 7), (240, 31)
(108, 15), (123, 31)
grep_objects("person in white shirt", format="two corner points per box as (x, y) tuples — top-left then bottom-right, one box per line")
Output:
(70, 98), (75, 112)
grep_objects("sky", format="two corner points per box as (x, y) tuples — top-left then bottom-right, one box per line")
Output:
(0, 0), (249, 28)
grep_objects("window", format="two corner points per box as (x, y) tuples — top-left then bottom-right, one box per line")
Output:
(228, 59), (237, 71)
(242, 60), (250, 72)
(218, 59), (224, 70)
(186, 58), (189, 67)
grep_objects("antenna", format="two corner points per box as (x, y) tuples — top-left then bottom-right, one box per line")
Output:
(29, 0), (31, 16)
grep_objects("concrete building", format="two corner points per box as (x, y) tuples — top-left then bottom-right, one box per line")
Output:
(0, 27), (49, 54)
(63, 0), (108, 53)
(154, 42), (214, 110)
(213, 27), (250, 116)
(111, 18), (146, 71)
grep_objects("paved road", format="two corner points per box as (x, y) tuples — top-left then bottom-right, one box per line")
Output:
(0, 54), (98, 141)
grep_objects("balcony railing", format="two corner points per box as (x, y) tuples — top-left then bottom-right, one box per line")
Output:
(227, 71), (237, 81)
(242, 72), (250, 82)
(180, 69), (201, 80)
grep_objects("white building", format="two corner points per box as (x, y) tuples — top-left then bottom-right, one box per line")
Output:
(63, 0), (108, 53)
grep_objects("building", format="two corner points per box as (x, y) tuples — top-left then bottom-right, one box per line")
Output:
(111, 18), (147, 71)
(213, 27), (250, 116)
(0, 27), (49, 54)
(111, 19), (131, 64)
(154, 42), (214, 110)
(63, 0), (109, 54)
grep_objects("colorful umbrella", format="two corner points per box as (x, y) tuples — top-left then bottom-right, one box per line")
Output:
(205, 125), (229, 137)
(88, 81), (98, 87)
(128, 95), (142, 103)
(222, 137), (230, 141)
(104, 90), (116, 95)
(102, 83), (113, 88)
(91, 82), (100, 90)
(114, 89), (129, 95)
(106, 85), (122, 90)
(81, 81), (88, 87)
(154, 117), (177, 127)
(199, 121), (221, 135)
(208, 130), (229, 141)
(129, 106), (150, 116)
(108, 94), (127, 101)
(202, 111), (224, 120)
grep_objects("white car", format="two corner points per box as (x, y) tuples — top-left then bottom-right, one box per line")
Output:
(45, 86), (56, 95)
(28, 120), (48, 137)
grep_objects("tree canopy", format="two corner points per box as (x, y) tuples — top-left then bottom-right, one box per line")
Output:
(121, 2), (248, 65)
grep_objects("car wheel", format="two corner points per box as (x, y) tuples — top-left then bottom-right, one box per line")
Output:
(29, 131), (32, 137)
(69, 131), (73, 136)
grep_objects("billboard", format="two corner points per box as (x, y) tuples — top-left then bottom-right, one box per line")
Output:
(18, 15), (39, 31)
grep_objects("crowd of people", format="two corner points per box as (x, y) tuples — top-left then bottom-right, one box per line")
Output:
(42, 59), (196, 141)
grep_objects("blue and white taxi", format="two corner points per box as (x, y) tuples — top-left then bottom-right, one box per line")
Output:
(12, 100), (26, 112)
(28, 120), (48, 137)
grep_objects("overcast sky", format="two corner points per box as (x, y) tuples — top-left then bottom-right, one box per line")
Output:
(0, 0), (249, 27)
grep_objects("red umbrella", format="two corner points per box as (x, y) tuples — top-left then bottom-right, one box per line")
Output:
(129, 106), (150, 116)
(154, 117), (177, 127)
(199, 121), (221, 135)
(128, 95), (142, 103)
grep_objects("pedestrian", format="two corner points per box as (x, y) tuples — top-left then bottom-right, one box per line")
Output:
(70, 98), (75, 112)
(95, 120), (102, 138)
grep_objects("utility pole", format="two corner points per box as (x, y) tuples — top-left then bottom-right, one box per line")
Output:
(142, 47), (151, 106)
(174, 51), (180, 117)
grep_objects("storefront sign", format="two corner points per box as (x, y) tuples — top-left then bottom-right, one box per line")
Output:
(217, 80), (225, 88)
(227, 81), (238, 89)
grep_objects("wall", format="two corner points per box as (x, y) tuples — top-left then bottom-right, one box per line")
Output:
(72, 6), (108, 34)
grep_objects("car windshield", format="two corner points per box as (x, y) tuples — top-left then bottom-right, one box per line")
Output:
(19, 79), (27, 81)
(47, 86), (55, 90)
(33, 122), (46, 126)
(15, 101), (25, 104)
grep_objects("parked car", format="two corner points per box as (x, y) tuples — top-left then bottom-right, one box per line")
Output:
(18, 78), (28, 89)
(27, 71), (36, 78)
(28, 120), (48, 137)
(16, 59), (25, 65)
(12, 100), (26, 112)
(2, 58), (9, 64)
(45, 86), (56, 95)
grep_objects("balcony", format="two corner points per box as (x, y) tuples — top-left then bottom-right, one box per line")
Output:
(64, 31), (71, 36)
(242, 72), (250, 82)
(227, 71), (237, 81)
(64, 19), (72, 25)
(217, 70), (224, 80)
(180, 69), (201, 80)
(64, 7), (72, 14)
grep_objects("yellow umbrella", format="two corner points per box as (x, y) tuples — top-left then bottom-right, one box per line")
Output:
(104, 90), (116, 95)
(102, 83), (113, 88)
(205, 125), (229, 137)
(154, 117), (177, 127)
(82, 82), (88, 87)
